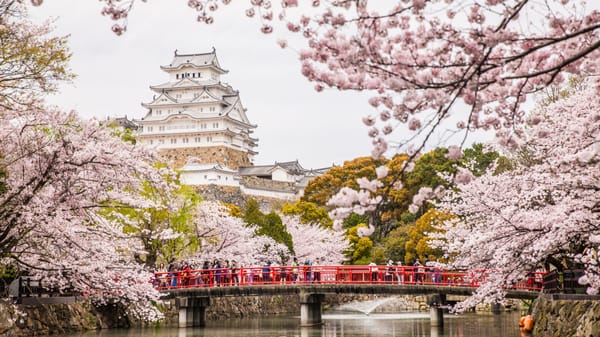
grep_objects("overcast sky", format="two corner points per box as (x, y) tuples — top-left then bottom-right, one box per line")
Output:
(28, 1), (378, 169)
(30, 1), (497, 169)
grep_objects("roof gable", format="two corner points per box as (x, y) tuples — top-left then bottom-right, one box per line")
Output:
(221, 96), (251, 124)
(192, 89), (225, 104)
(174, 78), (200, 88)
(238, 161), (307, 177)
(147, 92), (177, 105)
(162, 49), (227, 73)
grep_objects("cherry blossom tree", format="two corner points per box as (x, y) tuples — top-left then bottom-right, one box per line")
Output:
(0, 107), (169, 319)
(431, 84), (599, 310)
(281, 215), (349, 264)
(0, 0), (72, 110)
(192, 201), (288, 266)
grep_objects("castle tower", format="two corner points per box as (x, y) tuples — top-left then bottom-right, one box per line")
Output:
(135, 49), (258, 169)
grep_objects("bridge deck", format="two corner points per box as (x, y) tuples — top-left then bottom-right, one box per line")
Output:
(164, 283), (538, 300)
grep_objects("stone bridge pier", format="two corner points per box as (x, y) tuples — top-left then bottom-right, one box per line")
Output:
(299, 293), (325, 326)
(427, 294), (446, 327)
(176, 296), (210, 327)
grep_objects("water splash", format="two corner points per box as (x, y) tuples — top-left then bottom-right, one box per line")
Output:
(336, 297), (408, 315)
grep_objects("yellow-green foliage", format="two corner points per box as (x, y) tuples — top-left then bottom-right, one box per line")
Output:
(405, 209), (455, 264)
(281, 201), (333, 228)
(104, 166), (202, 268)
(346, 223), (373, 264)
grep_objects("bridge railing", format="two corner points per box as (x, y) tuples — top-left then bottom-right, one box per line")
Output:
(152, 265), (545, 292)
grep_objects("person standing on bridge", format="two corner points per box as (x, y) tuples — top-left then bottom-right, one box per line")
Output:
(231, 260), (240, 286)
(414, 260), (424, 284)
(396, 261), (404, 284)
(262, 261), (272, 284)
(213, 260), (223, 286)
(279, 260), (288, 284)
(291, 257), (299, 284)
(304, 259), (312, 284)
(385, 260), (394, 283)
(369, 262), (379, 283)
(313, 258), (322, 283)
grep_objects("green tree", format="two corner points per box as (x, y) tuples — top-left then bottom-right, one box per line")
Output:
(243, 199), (294, 255)
(281, 200), (333, 228)
(461, 143), (500, 177)
(405, 148), (458, 196)
(382, 224), (411, 264)
(105, 167), (202, 268)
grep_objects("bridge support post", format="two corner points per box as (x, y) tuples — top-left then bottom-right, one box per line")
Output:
(176, 296), (210, 327)
(299, 293), (325, 326)
(427, 294), (446, 327)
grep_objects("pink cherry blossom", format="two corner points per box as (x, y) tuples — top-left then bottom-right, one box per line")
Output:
(434, 86), (600, 309)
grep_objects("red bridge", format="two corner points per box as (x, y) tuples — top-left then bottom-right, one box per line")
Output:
(153, 264), (545, 292)
(155, 264), (544, 328)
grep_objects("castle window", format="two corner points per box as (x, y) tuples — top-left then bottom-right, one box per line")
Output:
(171, 138), (177, 144)
(159, 139), (164, 144)
(182, 138), (189, 144)
(213, 122), (219, 128)
(207, 136), (213, 142)
(209, 107), (216, 112)
(150, 140), (153, 145)
(197, 72), (202, 78)
(176, 74), (179, 79)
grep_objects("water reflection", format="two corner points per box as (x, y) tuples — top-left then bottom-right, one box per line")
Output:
(64, 312), (523, 337)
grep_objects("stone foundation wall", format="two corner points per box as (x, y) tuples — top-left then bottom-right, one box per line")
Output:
(194, 184), (286, 210)
(0, 300), (135, 337)
(159, 146), (251, 169)
(532, 295), (600, 337)
(239, 176), (297, 192)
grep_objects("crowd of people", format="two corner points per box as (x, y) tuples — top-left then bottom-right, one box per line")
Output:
(151, 259), (545, 291)
(152, 257), (326, 288)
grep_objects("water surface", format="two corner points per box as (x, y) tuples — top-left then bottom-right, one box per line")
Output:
(64, 311), (523, 337)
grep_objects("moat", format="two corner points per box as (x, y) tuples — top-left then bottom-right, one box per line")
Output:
(61, 311), (524, 337)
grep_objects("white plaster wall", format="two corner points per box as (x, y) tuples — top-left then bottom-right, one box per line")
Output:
(180, 170), (239, 187)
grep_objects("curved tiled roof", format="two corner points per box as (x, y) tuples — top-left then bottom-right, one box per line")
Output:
(160, 49), (227, 73)
(150, 78), (223, 91)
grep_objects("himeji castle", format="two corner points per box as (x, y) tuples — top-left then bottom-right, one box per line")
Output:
(133, 49), (328, 200)
(135, 49), (258, 170)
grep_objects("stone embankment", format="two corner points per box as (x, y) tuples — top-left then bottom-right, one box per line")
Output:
(0, 299), (132, 336)
(4, 293), (598, 336)
(0, 294), (431, 335)
(532, 294), (600, 337)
